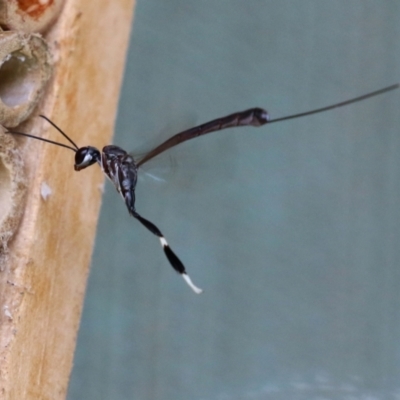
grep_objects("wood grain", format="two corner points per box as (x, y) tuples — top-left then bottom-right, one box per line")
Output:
(0, 0), (136, 398)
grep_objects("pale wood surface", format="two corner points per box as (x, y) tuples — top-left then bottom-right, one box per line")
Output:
(0, 0), (135, 398)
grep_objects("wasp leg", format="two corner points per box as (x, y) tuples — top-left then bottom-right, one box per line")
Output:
(132, 211), (203, 294)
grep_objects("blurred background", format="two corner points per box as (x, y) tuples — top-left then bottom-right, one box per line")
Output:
(68, 1), (400, 399)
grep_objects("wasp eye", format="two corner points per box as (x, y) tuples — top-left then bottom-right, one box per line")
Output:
(74, 147), (100, 171)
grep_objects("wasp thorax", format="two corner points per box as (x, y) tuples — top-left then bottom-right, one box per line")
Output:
(74, 146), (100, 171)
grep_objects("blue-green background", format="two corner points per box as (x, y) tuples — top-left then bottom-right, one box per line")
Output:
(68, 2), (400, 399)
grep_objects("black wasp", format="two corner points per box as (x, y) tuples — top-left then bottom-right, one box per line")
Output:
(7, 84), (399, 293)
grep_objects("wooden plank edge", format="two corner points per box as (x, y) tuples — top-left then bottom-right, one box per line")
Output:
(0, 0), (136, 398)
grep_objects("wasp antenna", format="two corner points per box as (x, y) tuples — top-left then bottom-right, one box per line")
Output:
(269, 83), (399, 124)
(6, 130), (77, 152)
(39, 115), (79, 150)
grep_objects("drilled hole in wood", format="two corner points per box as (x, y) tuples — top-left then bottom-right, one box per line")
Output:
(0, 0), (66, 33)
(0, 32), (52, 127)
(0, 51), (37, 108)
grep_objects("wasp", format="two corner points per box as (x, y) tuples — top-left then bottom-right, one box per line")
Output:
(7, 84), (399, 293)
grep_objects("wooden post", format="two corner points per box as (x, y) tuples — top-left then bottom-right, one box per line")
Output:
(0, 0), (136, 398)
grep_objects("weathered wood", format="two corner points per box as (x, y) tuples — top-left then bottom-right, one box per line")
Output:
(0, 0), (136, 398)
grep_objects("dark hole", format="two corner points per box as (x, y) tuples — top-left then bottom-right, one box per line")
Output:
(0, 51), (38, 107)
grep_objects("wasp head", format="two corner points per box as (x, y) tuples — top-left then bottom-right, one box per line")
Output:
(74, 146), (101, 171)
